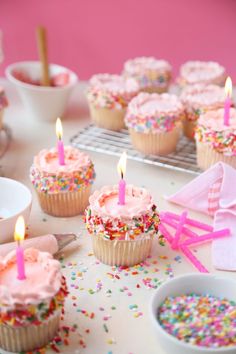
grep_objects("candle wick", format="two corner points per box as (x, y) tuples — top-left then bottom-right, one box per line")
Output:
(17, 240), (20, 247)
(121, 171), (123, 180)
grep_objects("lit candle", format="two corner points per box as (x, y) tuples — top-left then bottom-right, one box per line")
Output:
(223, 76), (232, 126)
(117, 152), (127, 205)
(56, 117), (65, 165)
(14, 216), (26, 280)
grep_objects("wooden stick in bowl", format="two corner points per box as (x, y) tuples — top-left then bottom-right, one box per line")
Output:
(36, 26), (50, 86)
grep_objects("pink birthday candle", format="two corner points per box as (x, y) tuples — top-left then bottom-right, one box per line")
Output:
(56, 118), (65, 166)
(223, 77), (232, 126)
(117, 152), (127, 205)
(171, 211), (188, 250)
(160, 214), (198, 238)
(180, 228), (231, 247)
(180, 245), (209, 273)
(163, 211), (213, 232)
(16, 243), (26, 280)
(14, 216), (26, 280)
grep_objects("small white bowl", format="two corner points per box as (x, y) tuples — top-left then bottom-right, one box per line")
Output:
(0, 177), (32, 243)
(6, 61), (78, 121)
(150, 273), (236, 354)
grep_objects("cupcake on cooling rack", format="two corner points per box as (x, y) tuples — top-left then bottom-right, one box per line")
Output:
(0, 248), (67, 353)
(0, 87), (8, 130)
(195, 107), (236, 170)
(180, 84), (226, 139)
(123, 57), (172, 93)
(178, 61), (226, 88)
(30, 145), (95, 217)
(85, 183), (160, 266)
(87, 73), (139, 131)
(125, 92), (184, 155)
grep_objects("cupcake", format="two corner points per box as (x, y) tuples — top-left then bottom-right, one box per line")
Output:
(125, 92), (184, 155)
(0, 87), (8, 130)
(180, 84), (226, 139)
(178, 61), (226, 88)
(0, 248), (67, 352)
(123, 57), (172, 93)
(87, 74), (139, 131)
(195, 108), (236, 170)
(30, 146), (95, 217)
(85, 185), (160, 266)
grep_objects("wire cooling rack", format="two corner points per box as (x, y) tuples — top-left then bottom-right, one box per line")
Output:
(70, 124), (201, 175)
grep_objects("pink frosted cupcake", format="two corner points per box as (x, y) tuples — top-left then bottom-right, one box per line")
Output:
(0, 248), (67, 353)
(178, 61), (226, 88)
(87, 74), (139, 131)
(85, 185), (160, 266)
(180, 84), (226, 139)
(0, 87), (8, 130)
(125, 92), (184, 155)
(123, 57), (172, 93)
(30, 146), (95, 217)
(195, 108), (236, 170)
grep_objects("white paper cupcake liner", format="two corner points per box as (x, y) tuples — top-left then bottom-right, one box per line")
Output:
(0, 310), (60, 353)
(197, 141), (236, 170)
(89, 103), (126, 131)
(91, 233), (154, 266)
(36, 185), (91, 217)
(129, 124), (181, 155)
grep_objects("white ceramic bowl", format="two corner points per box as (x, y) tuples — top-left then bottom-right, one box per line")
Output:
(0, 177), (32, 243)
(150, 273), (236, 354)
(5, 61), (78, 121)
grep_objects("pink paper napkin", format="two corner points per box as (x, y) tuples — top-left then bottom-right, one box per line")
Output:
(212, 209), (236, 270)
(166, 162), (236, 271)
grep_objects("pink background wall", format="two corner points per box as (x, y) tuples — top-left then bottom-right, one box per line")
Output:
(0, 0), (235, 81)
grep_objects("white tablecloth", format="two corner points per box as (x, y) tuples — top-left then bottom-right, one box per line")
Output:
(1, 79), (235, 354)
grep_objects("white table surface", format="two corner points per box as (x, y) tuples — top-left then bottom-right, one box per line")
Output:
(0, 79), (235, 354)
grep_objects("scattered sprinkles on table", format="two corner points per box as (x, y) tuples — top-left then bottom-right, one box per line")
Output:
(51, 247), (173, 352)
(158, 293), (236, 348)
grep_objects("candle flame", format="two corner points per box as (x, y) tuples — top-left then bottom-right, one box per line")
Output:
(14, 216), (25, 242)
(117, 151), (127, 179)
(225, 76), (232, 98)
(56, 117), (63, 140)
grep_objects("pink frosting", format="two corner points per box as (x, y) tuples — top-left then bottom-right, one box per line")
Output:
(89, 184), (153, 219)
(198, 108), (236, 131)
(180, 61), (226, 85)
(33, 146), (92, 175)
(0, 248), (62, 308)
(89, 74), (139, 94)
(123, 57), (171, 74)
(128, 92), (183, 116)
(180, 84), (225, 109)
